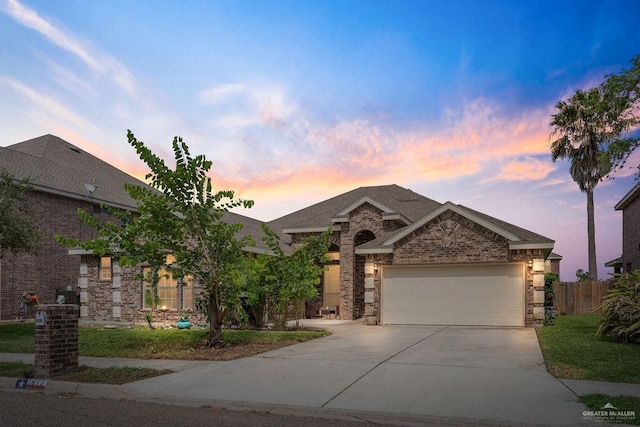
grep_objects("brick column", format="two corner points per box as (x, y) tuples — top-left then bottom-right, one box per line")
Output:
(34, 304), (79, 378)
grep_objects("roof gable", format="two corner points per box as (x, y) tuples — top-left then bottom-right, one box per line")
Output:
(269, 184), (441, 234)
(356, 202), (554, 254)
(384, 202), (522, 246)
(330, 195), (411, 225)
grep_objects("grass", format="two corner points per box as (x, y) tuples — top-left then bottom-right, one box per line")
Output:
(580, 394), (640, 425)
(0, 322), (329, 361)
(0, 362), (171, 385)
(0, 322), (34, 353)
(536, 314), (640, 383)
(0, 362), (33, 378)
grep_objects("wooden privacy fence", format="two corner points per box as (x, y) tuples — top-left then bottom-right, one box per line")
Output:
(552, 280), (615, 315)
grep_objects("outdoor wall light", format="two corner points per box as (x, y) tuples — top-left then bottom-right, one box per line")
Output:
(374, 263), (379, 276)
(527, 260), (533, 269)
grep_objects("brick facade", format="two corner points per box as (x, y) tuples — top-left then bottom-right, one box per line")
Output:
(78, 254), (208, 326)
(393, 213), (510, 264)
(0, 191), (111, 320)
(337, 204), (405, 320)
(34, 304), (79, 378)
(622, 194), (640, 272)
(290, 202), (546, 326)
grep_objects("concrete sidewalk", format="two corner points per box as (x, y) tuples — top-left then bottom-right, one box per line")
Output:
(1, 321), (638, 426)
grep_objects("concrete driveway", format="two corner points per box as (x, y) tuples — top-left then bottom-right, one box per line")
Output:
(123, 322), (588, 425)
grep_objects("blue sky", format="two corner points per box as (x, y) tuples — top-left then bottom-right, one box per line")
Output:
(1, 0), (639, 281)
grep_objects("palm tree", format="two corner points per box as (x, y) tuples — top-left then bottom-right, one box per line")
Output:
(550, 88), (613, 281)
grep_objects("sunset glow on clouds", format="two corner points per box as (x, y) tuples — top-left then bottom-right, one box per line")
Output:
(1, 0), (639, 280)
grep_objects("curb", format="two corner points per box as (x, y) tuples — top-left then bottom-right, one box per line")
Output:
(0, 376), (544, 427)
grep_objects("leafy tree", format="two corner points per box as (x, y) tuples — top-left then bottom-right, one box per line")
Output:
(550, 55), (640, 280)
(242, 225), (330, 329)
(0, 171), (41, 257)
(58, 131), (253, 346)
(600, 55), (640, 177)
(231, 255), (268, 328)
(550, 88), (618, 280)
(575, 269), (591, 282)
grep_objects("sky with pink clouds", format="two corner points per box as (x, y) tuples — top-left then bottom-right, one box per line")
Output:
(1, 0), (639, 281)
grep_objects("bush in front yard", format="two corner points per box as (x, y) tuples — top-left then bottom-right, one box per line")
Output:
(596, 270), (640, 344)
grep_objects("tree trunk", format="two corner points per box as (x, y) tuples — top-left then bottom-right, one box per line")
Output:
(586, 189), (598, 280)
(207, 293), (224, 348)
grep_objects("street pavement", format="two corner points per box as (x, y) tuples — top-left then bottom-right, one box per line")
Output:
(2, 320), (639, 426)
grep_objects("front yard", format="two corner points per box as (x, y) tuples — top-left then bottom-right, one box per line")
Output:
(0, 321), (329, 384)
(536, 314), (640, 383)
(537, 315), (640, 425)
(0, 321), (329, 361)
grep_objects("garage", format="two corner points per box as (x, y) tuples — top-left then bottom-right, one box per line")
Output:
(381, 263), (524, 326)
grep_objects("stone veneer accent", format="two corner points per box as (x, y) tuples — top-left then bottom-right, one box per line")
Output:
(337, 204), (405, 320)
(34, 304), (79, 378)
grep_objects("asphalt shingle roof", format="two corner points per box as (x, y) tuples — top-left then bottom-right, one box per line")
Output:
(2, 135), (555, 254)
(268, 184), (442, 232)
(268, 184), (554, 247)
(456, 204), (554, 244)
(1, 134), (147, 209)
(1, 134), (276, 253)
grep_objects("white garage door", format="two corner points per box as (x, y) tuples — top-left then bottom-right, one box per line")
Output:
(382, 264), (524, 326)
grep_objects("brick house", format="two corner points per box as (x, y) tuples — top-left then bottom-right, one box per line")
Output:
(606, 181), (640, 274)
(268, 185), (557, 326)
(70, 210), (277, 325)
(0, 134), (148, 319)
(2, 134), (558, 326)
(0, 135), (271, 322)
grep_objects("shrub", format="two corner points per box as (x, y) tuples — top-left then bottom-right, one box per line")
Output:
(596, 270), (640, 343)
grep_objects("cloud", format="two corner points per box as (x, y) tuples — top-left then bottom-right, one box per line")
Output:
(195, 85), (561, 213)
(483, 157), (556, 183)
(1, 76), (97, 132)
(1, 0), (136, 94)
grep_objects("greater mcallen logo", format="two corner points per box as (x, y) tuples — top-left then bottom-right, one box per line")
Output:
(583, 402), (636, 423)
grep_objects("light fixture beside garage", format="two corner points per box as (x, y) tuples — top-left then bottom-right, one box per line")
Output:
(365, 263), (375, 275)
(527, 260), (533, 269)
(374, 263), (379, 276)
(532, 259), (545, 272)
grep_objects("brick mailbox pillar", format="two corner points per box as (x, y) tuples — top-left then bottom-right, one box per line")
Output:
(34, 304), (79, 378)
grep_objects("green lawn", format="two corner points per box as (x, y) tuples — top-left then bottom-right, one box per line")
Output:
(536, 315), (640, 383)
(0, 322), (329, 360)
(0, 361), (171, 385)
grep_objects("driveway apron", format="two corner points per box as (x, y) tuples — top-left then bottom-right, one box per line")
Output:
(123, 324), (588, 425)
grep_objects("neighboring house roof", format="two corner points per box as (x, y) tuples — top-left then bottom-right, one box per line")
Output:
(268, 184), (442, 235)
(615, 181), (640, 210)
(0, 134), (147, 210)
(605, 257), (623, 268)
(547, 252), (563, 260)
(2, 134), (274, 254)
